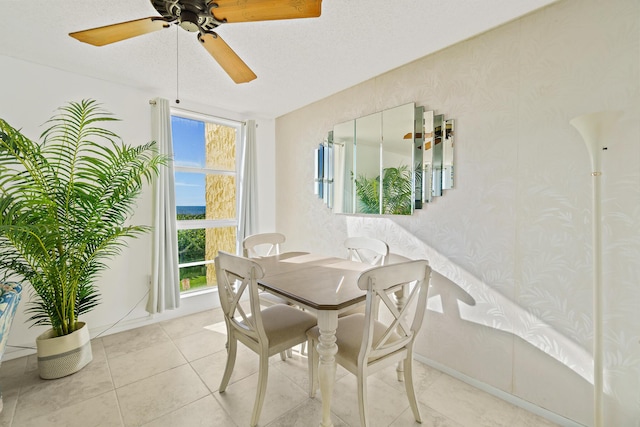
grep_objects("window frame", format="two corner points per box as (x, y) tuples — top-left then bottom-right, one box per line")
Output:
(170, 108), (243, 295)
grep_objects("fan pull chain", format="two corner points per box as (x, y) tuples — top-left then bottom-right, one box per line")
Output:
(175, 25), (180, 104)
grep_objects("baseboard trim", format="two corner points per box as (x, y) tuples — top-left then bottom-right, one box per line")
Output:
(413, 354), (584, 427)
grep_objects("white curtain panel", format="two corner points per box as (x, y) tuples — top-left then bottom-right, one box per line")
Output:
(147, 98), (180, 314)
(237, 120), (258, 254)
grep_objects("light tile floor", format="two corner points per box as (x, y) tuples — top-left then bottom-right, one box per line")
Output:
(0, 308), (560, 426)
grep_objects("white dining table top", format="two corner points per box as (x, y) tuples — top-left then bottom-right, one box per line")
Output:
(254, 252), (372, 311)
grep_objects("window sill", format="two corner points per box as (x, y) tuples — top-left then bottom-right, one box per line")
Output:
(180, 287), (217, 299)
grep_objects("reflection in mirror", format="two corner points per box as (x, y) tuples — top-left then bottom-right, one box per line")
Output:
(381, 103), (415, 215)
(314, 134), (333, 208)
(355, 112), (382, 214)
(414, 106), (424, 209)
(332, 120), (355, 214)
(422, 111), (434, 203)
(421, 113), (454, 203)
(314, 142), (324, 198)
(324, 133), (333, 208)
(443, 119), (454, 190)
(431, 114), (444, 198)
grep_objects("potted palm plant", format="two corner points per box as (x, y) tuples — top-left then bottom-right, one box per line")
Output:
(0, 99), (165, 379)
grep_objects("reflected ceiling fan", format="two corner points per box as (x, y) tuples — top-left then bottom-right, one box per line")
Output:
(69, 0), (322, 84)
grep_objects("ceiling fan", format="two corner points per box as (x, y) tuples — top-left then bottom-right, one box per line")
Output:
(69, 0), (322, 84)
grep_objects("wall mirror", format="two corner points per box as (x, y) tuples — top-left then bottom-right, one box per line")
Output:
(316, 103), (454, 215)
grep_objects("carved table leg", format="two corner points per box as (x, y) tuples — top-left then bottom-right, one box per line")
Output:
(316, 310), (338, 427)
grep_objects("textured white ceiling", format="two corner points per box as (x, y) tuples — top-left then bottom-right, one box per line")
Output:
(0, 0), (556, 118)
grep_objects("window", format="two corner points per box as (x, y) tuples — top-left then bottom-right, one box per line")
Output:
(171, 111), (241, 293)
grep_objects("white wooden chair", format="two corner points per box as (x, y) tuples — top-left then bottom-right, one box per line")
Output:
(215, 251), (317, 427)
(242, 232), (298, 359)
(340, 237), (390, 317)
(307, 259), (432, 427)
(242, 232), (286, 258)
(243, 233), (290, 307)
(384, 252), (412, 266)
(344, 236), (389, 266)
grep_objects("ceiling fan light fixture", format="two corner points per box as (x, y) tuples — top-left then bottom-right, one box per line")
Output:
(178, 10), (200, 32)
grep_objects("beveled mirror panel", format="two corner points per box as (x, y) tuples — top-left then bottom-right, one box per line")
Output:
(443, 119), (454, 190)
(421, 113), (454, 202)
(355, 111), (382, 214)
(381, 103), (415, 215)
(332, 120), (355, 214)
(414, 106), (424, 209)
(314, 134), (334, 208)
(431, 114), (444, 198)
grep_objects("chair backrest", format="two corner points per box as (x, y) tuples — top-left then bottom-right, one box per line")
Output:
(243, 232), (286, 258)
(215, 251), (267, 347)
(356, 260), (431, 364)
(344, 236), (389, 266)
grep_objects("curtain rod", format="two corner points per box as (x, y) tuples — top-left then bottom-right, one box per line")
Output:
(149, 99), (247, 126)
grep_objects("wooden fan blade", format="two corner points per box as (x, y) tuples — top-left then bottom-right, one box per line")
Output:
(212, 0), (322, 23)
(69, 17), (171, 46)
(199, 33), (257, 84)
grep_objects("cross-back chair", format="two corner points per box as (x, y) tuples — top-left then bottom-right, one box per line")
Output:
(243, 232), (290, 309)
(344, 236), (389, 266)
(243, 232), (286, 258)
(340, 236), (390, 317)
(215, 251), (317, 427)
(242, 232), (298, 359)
(307, 259), (431, 427)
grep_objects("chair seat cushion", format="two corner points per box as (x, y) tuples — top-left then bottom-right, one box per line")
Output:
(257, 305), (317, 349)
(307, 313), (400, 365)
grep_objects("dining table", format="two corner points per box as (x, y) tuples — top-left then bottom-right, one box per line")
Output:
(253, 251), (373, 427)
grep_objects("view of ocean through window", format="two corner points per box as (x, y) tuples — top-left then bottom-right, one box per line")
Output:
(176, 205), (206, 217)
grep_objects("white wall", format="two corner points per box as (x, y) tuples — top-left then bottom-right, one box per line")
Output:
(0, 55), (276, 359)
(275, 0), (639, 425)
(254, 119), (277, 234)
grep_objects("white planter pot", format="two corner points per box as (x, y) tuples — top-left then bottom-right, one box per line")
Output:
(36, 322), (93, 379)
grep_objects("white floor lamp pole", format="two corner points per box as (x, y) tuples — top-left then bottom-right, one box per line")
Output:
(569, 110), (621, 427)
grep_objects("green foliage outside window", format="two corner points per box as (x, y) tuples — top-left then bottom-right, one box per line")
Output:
(176, 212), (208, 289)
